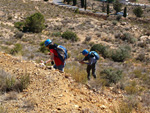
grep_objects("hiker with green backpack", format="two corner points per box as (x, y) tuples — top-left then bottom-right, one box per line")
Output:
(41, 39), (67, 72)
(79, 49), (99, 80)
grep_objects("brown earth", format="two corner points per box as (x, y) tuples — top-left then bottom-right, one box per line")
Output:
(0, 52), (122, 113)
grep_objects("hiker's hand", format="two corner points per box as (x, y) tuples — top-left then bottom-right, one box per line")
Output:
(79, 61), (84, 64)
(41, 60), (46, 65)
(41, 60), (44, 63)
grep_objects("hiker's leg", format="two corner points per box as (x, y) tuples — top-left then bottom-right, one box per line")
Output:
(57, 64), (65, 72)
(87, 65), (91, 80)
(53, 65), (58, 69)
(92, 63), (96, 79)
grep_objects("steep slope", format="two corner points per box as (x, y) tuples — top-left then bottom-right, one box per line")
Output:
(0, 52), (119, 113)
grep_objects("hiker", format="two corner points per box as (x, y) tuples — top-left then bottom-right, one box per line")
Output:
(79, 49), (99, 80)
(41, 39), (67, 72)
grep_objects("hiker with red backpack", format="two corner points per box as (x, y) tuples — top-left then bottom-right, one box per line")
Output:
(79, 49), (99, 80)
(41, 39), (67, 72)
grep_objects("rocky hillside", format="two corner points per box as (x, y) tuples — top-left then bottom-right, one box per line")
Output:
(0, 0), (150, 112)
(0, 52), (121, 113)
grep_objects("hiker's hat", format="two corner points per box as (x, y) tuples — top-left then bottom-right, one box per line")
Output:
(81, 49), (89, 55)
(44, 39), (52, 47)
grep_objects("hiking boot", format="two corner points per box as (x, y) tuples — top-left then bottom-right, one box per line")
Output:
(93, 74), (96, 79)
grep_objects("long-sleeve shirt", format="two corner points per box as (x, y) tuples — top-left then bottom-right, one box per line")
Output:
(83, 54), (97, 65)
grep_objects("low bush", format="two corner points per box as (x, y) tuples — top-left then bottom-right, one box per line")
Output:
(116, 15), (121, 21)
(90, 43), (111, 58)
(100, 68), (123, 86)
(14, 13), (45, 33)
(10, 43), (22, 55)
(125, 81), (138, 94)
(111, 45), (131, 62)
(62, 30), (78, 42)
(51, 32), (61, 37)
(16, 74), (30, 92)
(14, 22), (24, 31)
(133, 6), (143, 17)
(0, 69), (30, 92)
(121, 33), (137, 43)
(14, 32), (24, 39)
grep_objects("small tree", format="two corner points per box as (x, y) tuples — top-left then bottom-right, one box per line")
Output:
(73, 0), (77, 6)
(107, 3), (110, 16)
(123, 6), (127, 17)
(133, 6), (143, 17)
(62, 31), (78, 42)
(84, 0), (87, 10)
(81, 0), (84, 8)
(24, 12), (45, 33)
(113, 0), (122, 14)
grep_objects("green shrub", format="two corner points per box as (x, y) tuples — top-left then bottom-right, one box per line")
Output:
(116, 15), (122, 21)
(111, 45), (131, 62)
(62, 30), (78, 41)
(113, 0), (122, 14)
(10, 43), (22, 55)
(90, 44), (111, 58)
(122, 33), (137, 43)
(51, 32), (61, 37)
(133, 6), (143, 17)
(74, 8), (79, 13)
(14, 22), (25, 31)
(24, 13), (45, 33)
(39, 41), (49, 54)
(100, 68), (123, 86)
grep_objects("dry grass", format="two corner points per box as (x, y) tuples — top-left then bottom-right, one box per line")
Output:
(65, 62), (87, 83)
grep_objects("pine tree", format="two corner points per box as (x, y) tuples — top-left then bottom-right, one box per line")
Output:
(107, 3), (110, 16)
(81, 0), (84, 8)
(123, 6), (127, 17)
(73, 0), (76, 6)
(84, 0), (87, 10)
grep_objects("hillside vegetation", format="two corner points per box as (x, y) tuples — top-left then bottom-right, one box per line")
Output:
(0, 0), (150, 112)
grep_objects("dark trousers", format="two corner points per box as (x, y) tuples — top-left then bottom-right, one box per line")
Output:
(86, 63), (96, 80)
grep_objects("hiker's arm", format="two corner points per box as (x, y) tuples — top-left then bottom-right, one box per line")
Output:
(42, 53), (54, 65)
(79, 59), (89, 65)
(46, 53), (54, 64)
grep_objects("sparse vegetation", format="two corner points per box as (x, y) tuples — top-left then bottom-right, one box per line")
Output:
(62, 30), (78, 42)
(113, 0), (122, 14)
(0, 69), (30, 92)
(111, 45), (131, 62)
(10, 43), (22, 55)
(100, 68), (123, 86)
(0, 0), (150, 112)
(133, 6), (143, 17)
(14, 13), (45, 33)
